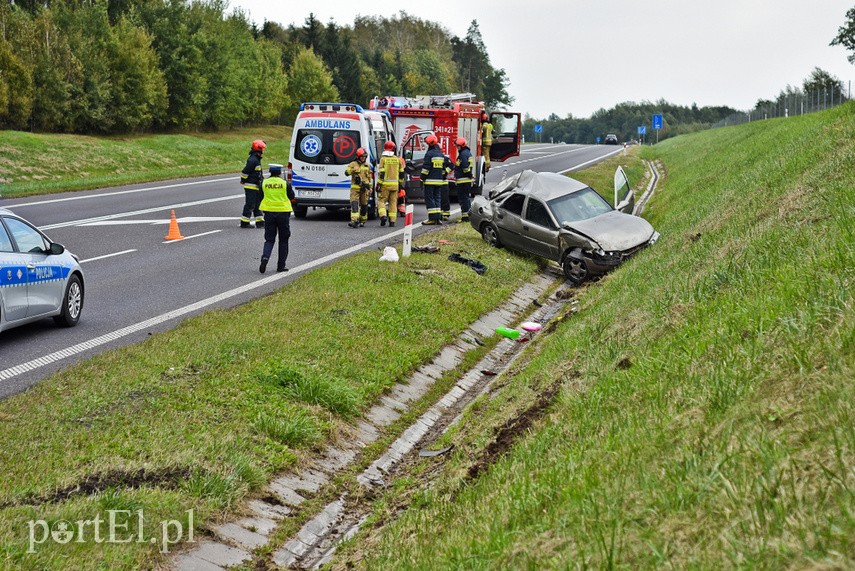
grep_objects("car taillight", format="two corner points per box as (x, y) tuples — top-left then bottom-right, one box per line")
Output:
(286, 162), (292, 183)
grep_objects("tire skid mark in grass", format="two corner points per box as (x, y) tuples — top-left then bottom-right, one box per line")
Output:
(0, 466), (192, 509)
(466, 378), (568, 481)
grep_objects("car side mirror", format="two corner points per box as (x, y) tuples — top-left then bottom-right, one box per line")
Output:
(615, 198), (631, 212)
(49, 242), (65, 255)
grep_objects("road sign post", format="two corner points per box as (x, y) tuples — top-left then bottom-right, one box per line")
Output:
(652, 114), (663, 144)
(402, 204), (414, 257)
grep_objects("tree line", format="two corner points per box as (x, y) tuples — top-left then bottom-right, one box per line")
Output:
(522, 100), (741, 146)
(523, 6), (855, 146)
(0, 1), (513, 134)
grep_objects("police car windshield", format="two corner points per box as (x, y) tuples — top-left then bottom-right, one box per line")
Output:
(295, 129), (362, 165)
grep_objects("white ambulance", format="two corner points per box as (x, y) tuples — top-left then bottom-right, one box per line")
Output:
(288, 102), (395, 219)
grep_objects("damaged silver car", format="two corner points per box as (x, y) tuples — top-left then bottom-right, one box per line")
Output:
(468, 169), (659, 284)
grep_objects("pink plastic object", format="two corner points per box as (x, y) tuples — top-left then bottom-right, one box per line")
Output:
(521, 321), (542, 332)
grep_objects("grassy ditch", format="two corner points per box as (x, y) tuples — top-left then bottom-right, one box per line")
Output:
(0, 126), (292, 198)
(342, 103), (855, 569)
(0, 222), (544, 570)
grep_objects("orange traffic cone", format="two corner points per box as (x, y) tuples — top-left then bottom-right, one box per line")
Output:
(165, 210), (184, 240)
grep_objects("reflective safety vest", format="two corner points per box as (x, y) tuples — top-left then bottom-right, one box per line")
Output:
(454, 146), (473, 184)
(378, 154), (404, 189)
(481, 122), (493, 146)
(260, 176), (294, 212)
(345, 159), (372, 189)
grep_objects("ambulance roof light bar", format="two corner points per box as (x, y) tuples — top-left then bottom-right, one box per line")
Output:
(300, 102), (365, 113)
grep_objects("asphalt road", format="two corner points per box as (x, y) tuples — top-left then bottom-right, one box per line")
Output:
(0, 143), (624, 397)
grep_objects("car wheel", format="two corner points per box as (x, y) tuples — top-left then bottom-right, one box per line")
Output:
(563, 255), (588, 285)
(294, 205), (308, 218)
(481, 223), (502, 248)
(54, 274), (83, 327)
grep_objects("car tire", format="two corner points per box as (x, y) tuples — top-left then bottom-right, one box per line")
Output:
(562, 254), (588, 285)
(481, 223), (502, 248)
(294, 205), (308, 218)
(54, 274), (83, 327)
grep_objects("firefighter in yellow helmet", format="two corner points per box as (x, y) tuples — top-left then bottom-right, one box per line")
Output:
(345, 147), (372, 228)
(480, 111), (493, 173)
(377, 140), (405, 227)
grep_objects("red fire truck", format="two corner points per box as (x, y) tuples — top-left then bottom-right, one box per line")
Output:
(368, 93), (521, 199)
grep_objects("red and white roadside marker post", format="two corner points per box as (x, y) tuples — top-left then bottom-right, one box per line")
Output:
(402, 204), (414, 257)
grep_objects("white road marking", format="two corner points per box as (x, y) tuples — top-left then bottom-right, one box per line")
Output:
(39, 195), (240, 231)
(162, 230), (222, 243)
(79, 250), (137, 264)
(2, 147), (618, 384)
(559, 148), (624, 173)
(8, 177), (233, 208)
(0, 228), (423, 384)
(80, 217), (238, 226)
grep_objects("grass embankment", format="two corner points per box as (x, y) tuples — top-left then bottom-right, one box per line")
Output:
(345, 103), (855, 569)
(0, 212), (546, 568)
(0, 126), (292, 198)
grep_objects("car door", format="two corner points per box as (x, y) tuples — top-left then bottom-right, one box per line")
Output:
(614, 166), (635, 213)
(400, 129), (433, 199)
(0, 217), (29, 322)
(494, 192), (527, 251)
(520, 197), (561, 261)
(4, 216), (62, 317)
(488, 112), (522, 162)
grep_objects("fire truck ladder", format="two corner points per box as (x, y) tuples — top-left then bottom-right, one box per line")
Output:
(421, 93), (478, 107)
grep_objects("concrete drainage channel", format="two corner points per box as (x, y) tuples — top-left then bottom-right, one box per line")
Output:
(172, 268), (574, 571)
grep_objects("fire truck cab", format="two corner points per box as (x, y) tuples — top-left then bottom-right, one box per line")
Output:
(368, 93), (521, 200)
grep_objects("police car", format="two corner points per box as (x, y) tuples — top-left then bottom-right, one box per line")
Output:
(0, 208), (85, 333)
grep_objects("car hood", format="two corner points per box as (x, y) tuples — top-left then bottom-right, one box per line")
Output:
(564, 211), (656, 251)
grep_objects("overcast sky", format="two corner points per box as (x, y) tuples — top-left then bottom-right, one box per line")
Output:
(229, 0), (854, 119)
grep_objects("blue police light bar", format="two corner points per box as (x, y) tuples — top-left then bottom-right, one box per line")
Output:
(300, 102), (364, 113)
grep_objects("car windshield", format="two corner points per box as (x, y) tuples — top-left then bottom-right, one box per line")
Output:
(548, 187), (613, 224)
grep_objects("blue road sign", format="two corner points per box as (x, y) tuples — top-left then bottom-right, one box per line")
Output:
(652, 114), (663, 130)
(534, 124), (543, 133)
(596, 136), (601, 143)
(638, 126), (646, 135)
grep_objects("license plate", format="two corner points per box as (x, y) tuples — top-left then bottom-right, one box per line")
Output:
(300, 190), (322, 198)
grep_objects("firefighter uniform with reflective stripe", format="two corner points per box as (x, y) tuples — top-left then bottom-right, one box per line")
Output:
(241, 150), (265, 227)
(421, 144), (451, 224)
(345, 156), (372, 227)
(378, 152), (404, 226)
(259, 168), (294, 272)
(454, 144), (474, 221)
(481, 120), (493, 172)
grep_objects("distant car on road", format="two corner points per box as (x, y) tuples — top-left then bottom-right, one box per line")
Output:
(468, 170), (659, 285)
(0, 208), (85, 333)
(605, 134), (619, 145)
